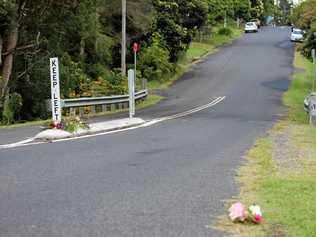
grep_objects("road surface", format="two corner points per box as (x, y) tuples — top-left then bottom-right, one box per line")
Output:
(0, 27), (294, 237)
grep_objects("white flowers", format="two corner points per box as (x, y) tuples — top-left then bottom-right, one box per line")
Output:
(249, 204), (263, 223)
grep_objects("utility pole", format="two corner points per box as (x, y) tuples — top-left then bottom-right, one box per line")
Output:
(121, 0), (126, 77)
(224, 10), (227, 28)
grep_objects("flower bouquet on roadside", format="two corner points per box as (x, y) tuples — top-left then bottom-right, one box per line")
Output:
(228, 202), (263, 224)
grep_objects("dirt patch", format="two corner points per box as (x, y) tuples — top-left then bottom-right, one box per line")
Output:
(270, 123), (304, 174)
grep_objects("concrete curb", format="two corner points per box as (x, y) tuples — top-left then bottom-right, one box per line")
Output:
(34, 118), (146, 141)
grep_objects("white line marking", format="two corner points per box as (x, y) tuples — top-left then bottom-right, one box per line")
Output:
(0, 96), (225, 150)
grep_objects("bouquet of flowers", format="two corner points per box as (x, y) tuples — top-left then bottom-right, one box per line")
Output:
(228, 202), (263, 224)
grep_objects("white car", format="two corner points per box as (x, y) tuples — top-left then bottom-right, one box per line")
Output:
(244, 22), (258, 33)
(291, 28), (304, 42)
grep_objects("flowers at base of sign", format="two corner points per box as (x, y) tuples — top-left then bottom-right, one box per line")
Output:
(228, 202), (263, 224)
(49, 116), (89, 132)
(49, 121), (63, 129)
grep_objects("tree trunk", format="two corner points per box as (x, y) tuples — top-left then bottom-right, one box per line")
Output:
(0, 26), (19, 100)
(0, 34), (3, 66)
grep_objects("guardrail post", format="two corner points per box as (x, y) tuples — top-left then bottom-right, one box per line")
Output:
(111, 104), (116, 111)
(79, 107), (84, 117)
(70, 107), (76, 116)
(102, 105), (107, 112)
(91, 105), (96, 114)
(118, 103), (123, 110)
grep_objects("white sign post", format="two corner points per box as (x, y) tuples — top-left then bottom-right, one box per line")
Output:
(312, 49), (316, 92)
(128, 69), (135, 118)
(50, 58), (62, 123)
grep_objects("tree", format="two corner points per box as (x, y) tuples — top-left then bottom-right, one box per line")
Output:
(0, 0), (80, 110)
(152, 0), (208, 62)
(234, 0), (252, 20)
(291, 0), (316, 29)
(291, 0), (316, 59)
(250, 0), (264, 19)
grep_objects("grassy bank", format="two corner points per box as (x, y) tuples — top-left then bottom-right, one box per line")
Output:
(186, 26), (242, 61)
(216, 50), (316, 236)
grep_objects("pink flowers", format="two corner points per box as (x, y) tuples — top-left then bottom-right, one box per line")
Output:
(228, 202), (263, 224)
(228, 202), (248, 222)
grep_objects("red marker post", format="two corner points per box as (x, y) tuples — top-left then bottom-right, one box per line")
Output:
(133, 43), (140, 88)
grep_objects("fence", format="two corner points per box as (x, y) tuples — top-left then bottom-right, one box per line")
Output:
(57, 90), (148, 116)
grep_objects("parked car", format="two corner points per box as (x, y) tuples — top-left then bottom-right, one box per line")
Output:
(245, 22), (258, 33)
(291, 28), (304, 42)
(250, 18), (261, 28)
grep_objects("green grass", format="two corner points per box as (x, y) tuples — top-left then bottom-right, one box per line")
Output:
(216, 50), (316, 236)
(136, 94), (164, 109)
(147, 65), (189, 90)
(284, 51), (314, 123)
(0, 119), (50, 130)
(186, 42), (215, 59)
(209, 27), (243, 47)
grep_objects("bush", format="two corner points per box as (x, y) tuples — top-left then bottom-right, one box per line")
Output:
(2, 93), (22, 124)
(218, 27), (233, 36)
(139, 40), (174, 82)
(302, 27), (316, 60)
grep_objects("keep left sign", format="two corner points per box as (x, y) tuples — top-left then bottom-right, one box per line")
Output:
(50, 58), (62, 123)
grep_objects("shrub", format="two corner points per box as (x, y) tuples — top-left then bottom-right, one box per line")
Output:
(139, 40), (174, 82)
(218, 27), (233, 36)
(302, 27), (316, 60)
(2, 93), (23, 124)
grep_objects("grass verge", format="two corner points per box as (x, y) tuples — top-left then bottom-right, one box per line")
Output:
(284, 51), (314, 123)
(215, 50), (316, 237)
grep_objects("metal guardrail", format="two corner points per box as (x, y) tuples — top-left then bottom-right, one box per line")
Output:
(62, 90), (148, 108)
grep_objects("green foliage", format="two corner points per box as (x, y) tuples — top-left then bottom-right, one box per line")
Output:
(104, 70), (128, 96)
(139, 37), (174, 82)
(152, 0), (208, 61)
(291, 0), (316, 60)
(60, 53), (89, 98)
(207, 0), (252, 24)
(62, 116), (89, 133)
(218, 27), (233, 36)
(291, 0), (316, 30)
(302, 27), (316, 59)
(250, 0), (264, 19)
(2, 93), (22, 124)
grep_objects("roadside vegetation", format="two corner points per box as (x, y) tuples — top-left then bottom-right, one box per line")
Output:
(215, 45), (316, 237)
(0, 0), (276, 126)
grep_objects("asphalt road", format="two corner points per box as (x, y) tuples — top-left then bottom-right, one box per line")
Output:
(0, 27), (294, 237)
